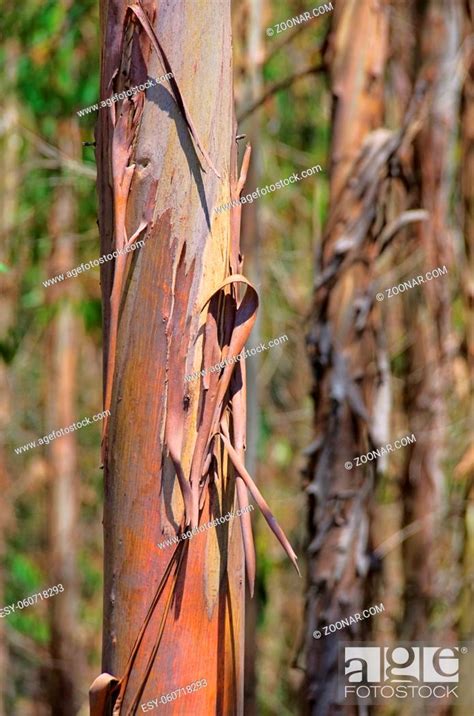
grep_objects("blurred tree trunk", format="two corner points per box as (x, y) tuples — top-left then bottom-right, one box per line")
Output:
(458, 2), (474, 646)
(46, 119), (83, 715)
(95, 1), (247, 713)
(0, 38), (21, 716)
(399, 0), (463, 643)
(303, 1), (390, 713)
(461, 10), (474, 374)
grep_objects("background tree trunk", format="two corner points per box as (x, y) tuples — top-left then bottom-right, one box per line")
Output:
(457, 0), (474, 653)
(304, 1), (390, 713)
(0, 38), (21, 716)
(399, 0), (463, 644)
(46, 119), (83, 715)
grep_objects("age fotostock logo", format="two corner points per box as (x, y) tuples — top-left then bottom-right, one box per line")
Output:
(339, 644), (472, 705)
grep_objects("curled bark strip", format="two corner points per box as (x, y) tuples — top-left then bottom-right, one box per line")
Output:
(89, 673), (119, 716)
(220, 421), (300, 576)
(201, 275), (259, 429)
(189, 297), (222, 526)
(128, 1), (221, 178)
(189, 275), (258, 527)
(188, 269), (298, 592)
(200, 273), (255, 312)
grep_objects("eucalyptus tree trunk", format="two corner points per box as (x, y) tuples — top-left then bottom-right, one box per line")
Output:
(92, 1), (269, 714)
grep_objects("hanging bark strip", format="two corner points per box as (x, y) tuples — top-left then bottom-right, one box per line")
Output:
(94, 2), (298, 714)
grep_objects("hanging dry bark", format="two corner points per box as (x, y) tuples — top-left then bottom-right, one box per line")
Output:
(92, 2), (297, 714)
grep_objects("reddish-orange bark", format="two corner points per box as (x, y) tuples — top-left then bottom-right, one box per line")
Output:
(96, 1), (244, 712)
(94, 2), (297, 714)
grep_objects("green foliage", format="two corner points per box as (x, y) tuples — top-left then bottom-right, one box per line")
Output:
(7, 0), (99, 121)
(78, 297), (102, 335)
(3, 554), (49, 643)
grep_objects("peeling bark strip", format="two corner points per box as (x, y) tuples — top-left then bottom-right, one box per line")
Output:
(94, 2), (297, 714)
